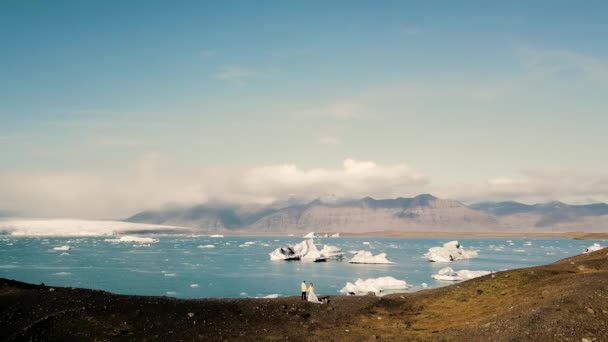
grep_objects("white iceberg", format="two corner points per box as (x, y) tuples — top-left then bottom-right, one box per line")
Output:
(269, 239), (326, 262)
(584, 243), (605, 253)
(432, 267), (491, 281)
(340, 276), (407, 295)
(53, 245), (71, 251)
(197, 244), (215, 249)
(331, 233), (340, 237)
(105, 235), (159, 244)
(424, 241), (478, 262)
(303, 232), (318, 238)
(319, 245), (344, 259)
(349, 250), (393, 264)
(209, 234), (224, 238)
(261, 294), (280, 299)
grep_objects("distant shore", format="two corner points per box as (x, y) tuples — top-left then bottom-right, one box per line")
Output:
(224, 230), (608, 240)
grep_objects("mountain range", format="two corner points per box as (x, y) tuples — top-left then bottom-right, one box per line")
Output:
(125, 194), (608, 233)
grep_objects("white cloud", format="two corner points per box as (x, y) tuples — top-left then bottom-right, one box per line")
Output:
(449, 170), (608, 204)
(240, 159), (428, 204)
(216, 66), (256, 83)
(0, 157), (429, 219)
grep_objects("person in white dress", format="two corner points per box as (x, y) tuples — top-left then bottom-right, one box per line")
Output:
(307, 283), (322, 304)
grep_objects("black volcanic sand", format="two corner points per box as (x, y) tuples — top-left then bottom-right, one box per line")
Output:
(2, 250), (608, 341)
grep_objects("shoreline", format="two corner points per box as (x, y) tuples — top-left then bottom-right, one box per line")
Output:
(3, 231), (607, 240)
(2, 249), (607, 341)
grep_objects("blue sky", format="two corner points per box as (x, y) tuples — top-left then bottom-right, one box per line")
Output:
(1, 1), (607, 218)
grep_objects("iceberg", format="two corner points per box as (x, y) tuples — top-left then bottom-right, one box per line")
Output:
(340, 276), (407, 295)
(209, 234), (224, 238)
(584, 243), (605, 253)
(432, 267), (491, 281)
(331, 233), (340, 237)
(105, 236), (159, 244)
(303, 232), (318, 238)
(319, 245), (344, 259)
(349, 250), (393, 264)
(53, 245), (71, 251)
(424, 241), (478, 262)
(269, 239), (327, 262)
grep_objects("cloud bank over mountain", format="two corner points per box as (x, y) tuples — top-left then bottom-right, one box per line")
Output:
(1, 154), (607, 219)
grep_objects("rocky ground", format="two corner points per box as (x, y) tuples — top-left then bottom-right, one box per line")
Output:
(2, 249), (608, 341)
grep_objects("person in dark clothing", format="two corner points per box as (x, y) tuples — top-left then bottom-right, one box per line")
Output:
(301, 280), (307, 300)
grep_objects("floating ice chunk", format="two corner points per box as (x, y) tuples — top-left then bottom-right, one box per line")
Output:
(244, 241), (256, 245)
(319, 245), (344, 259)
(164, 273), (176, 277)
(303, 232), (317, 238)
(190, 284), (199, 288)
(331, 233), (340, 237)
(166, 291), (177, 296)
(421, 283), (428, 289)
(269, 239), (326, 262)
(260, 294), (280, 299)
(362, 242), (370, 245)
(239, 244), (250, 247)
(424, 241), (478, 262)
(197, 244), (215, 249)
(209, 234), (224, 238)
(584, 243), (605, 253)
(432, 267), (491, 281)
(53, 245), (71, 251)
(60, 252), (70, 256)
(53, 272), (71, 276)
(105, 236), (159, 244)
(349, 250), (393, 264)
(340, 276), (407, 295)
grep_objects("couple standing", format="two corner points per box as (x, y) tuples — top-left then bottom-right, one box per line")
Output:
(301, 280), (320, 303)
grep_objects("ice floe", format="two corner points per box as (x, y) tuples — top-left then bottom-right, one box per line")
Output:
(331, 233), (340, 237)
(584, 243), (605, 253)
(303, 232), (318, 238)
(190, 284), (199, 288)
(260, 294), (280, 299)
(431, 267), (491, 281)
(209, 234), (224, 238)
(53, 245), (71, 251)
(105, 236), (159, 244)
(197, 244), (215, 249)
(424, 241), (478, 262)
(319, 245), (344, 259)
(340, 276), (407, 295)
(349, 250), (393, 264)
(269, 239), (326, 262)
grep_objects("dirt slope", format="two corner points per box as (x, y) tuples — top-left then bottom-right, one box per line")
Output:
(1, 250), (607, 341)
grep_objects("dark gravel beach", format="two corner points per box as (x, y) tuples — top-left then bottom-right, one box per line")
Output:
(2, 249), (608, 341)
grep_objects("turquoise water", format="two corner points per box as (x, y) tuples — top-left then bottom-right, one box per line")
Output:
(0, 236), (601, 298)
